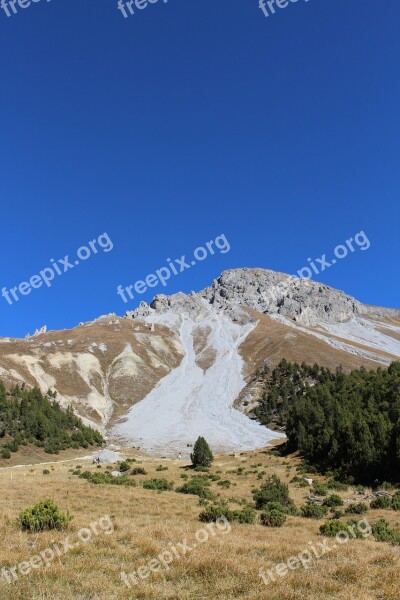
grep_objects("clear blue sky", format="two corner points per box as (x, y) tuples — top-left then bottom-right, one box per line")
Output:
(0, 0), (399, 338)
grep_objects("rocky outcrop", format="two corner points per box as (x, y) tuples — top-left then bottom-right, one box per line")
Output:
(200, 268), (366, 326)
(127, 268), (368, 327)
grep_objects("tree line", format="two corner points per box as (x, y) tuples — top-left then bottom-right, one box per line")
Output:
(0, 380), (104, 458)
(255, 359), (400, 484)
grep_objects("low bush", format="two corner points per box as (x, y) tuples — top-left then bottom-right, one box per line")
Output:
(260, 510), (286, 528)
(217, 480), (231, 489)
(392, 492), (400, 511)
(78, 471), (136, 486)
(143, 478), (173, 491)
(176, 477), (214, 499)
(301, 504), (328, 519)
(370, 496), (393, 510)
(253, 475), (293, 510)
(18, 499), (72, 532)
(345, 503), (369, 515)
(371, 519), (400, 544)
(131, 467), (147, 475)
(231, 506), (256, 524)
(199, 502), (229, 522)
(118, 461), (130, 473)
(319, 520), (352, 538)
(199, 502), (256, 524)
(323, 494), (344, 507)
(156, 465), (168, 472)
(312, 483), (329, 496)
(327, 480), (348, 492)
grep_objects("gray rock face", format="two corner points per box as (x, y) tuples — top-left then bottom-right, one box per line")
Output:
(200, 268), (367, 325)
(126, 267), (393, 327)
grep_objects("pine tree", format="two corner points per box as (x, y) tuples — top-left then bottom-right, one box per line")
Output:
(191, 436), (214, 468)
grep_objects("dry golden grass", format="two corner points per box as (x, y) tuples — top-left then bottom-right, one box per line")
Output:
(1, 446), (400, 600)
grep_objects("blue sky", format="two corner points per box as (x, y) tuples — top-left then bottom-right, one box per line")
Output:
(0, 0), (399, 338)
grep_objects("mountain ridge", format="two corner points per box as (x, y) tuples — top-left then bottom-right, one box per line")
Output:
(0, 268), (399, 455)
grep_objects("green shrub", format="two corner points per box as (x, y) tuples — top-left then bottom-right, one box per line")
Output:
(176, 477), (214, 499)
(290, 476), (302, 484)
(199, 502), (229, 523)
(118, 461), (130, 473)
(370, 496), (393, 510)
(263, 501), (286, 513)
(312, 483), (329, 496)
(190, 437), (214, 468)
(18, 499), (72, 532)
(217, 480), (231, 489)
(371, 519), (400, 544)
(131, 467), (147, 475)
(260, 510), (286, 527)
(156, 465), (168, 472)
(77, 471), (135, 486)
(328, 480), (348, 492)
(42, 469), (50, 475)
(193, 465), (209, 472)
(253, 475), (292, 510)
(319, 520), (352, 538)
(231, 506), (257, 524)
(392, 492), (400, 511)
(143, 478), (173, 491)
(345, 503), (368, 515)
(381, 482), (394, 491)
(199, 502), (255, 524)
(301, 504), (328, 519)
(323, 494), (344, 507)
(262, 501), (299, 516)
(1, 448), (11, 459)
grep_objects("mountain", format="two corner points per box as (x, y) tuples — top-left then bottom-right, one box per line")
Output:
(0, 268), (399, 455)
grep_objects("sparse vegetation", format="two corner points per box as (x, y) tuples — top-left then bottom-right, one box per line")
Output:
(77, 471), (136, 486)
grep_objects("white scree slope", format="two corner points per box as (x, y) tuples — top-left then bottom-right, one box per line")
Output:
(112, 304), (283, 455)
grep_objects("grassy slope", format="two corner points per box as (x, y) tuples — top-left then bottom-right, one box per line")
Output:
(1, 445), (400, 600)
